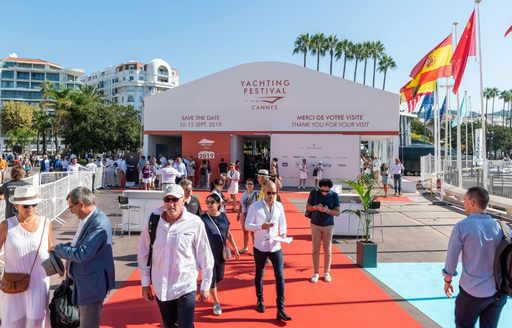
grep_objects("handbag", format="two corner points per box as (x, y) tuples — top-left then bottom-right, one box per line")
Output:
(304, 189), (317, 219)
(207, 214), (232, 261)
(49, 278), (80, 328)
(0, 217), (47, 294)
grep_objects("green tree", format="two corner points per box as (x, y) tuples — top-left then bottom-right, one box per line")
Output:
(361, 41), (372, 85)
(75, 84), (106, 106)
(326, 34), (338, 75)
(310, 33), (327, 71)
(1, 101), (37, 134)
(483, 87), (492, 123)
(370, 41), (385, 88)
(6, 128), (35, 154)
(32, 109), (54, 154)
(292, 33), (311, 68)
(488, 87), (499, 125)
(335, 39), (353, 79)
(411, 117), (433, 143)
(377, 54), (396, 90)
(351, 43), (364, 82)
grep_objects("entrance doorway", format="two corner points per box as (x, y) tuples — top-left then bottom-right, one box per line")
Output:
(241, 136), (270, 181)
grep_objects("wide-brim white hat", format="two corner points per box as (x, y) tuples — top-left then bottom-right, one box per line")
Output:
(9, 185), (42, 205)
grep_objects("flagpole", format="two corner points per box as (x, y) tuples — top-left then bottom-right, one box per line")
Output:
(453, 22), (463, 187)
(464, 91), (469, 169)
(475, 0), (487, 188)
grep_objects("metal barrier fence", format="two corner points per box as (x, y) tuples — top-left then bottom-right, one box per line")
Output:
(420, 155), (512, 198)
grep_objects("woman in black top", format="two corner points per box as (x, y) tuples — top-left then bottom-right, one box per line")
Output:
(200, 193), (240, 316)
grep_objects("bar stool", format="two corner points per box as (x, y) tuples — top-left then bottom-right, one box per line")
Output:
(117, 196), (141, 238)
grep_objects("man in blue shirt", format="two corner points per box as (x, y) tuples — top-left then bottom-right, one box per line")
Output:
(306, 178), (340, 283)
(443, 186), (509, 328)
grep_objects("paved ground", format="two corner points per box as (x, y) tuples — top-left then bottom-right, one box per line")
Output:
(0, 180), (473, 326)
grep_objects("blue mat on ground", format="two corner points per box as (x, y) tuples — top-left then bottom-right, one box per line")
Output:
(366, 262), (511, 328)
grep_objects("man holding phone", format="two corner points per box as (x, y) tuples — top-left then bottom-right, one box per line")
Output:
(305, 178), (340, 283)
(245, 181), (292, 321)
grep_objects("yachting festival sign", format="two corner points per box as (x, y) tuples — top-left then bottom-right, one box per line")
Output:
(145, 62), (399, 135)
(197, 138), (215, 160)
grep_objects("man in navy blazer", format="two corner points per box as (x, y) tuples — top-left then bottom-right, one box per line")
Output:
(54, 186), (115, 328)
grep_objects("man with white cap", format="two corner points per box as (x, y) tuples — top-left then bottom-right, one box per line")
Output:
(138, 184), (214, 328)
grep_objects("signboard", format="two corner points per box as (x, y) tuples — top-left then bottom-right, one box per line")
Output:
(270, 134), (360, 187)
(474, 128), (484, 166)
(145, 62), (399, 134)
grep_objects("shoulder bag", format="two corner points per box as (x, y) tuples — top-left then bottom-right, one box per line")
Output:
(304, 190), (317, 219)
(1, 217), (47, 294)
(207, 214), (232, 261)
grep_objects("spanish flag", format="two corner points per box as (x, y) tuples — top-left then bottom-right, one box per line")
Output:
(400, 75), (436, 112)
(409, 35), (453, 84)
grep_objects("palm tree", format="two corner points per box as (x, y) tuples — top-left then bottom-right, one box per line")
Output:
(76, 84), (106, 105)
(489, 87), (499, 125)
(370, 41), (385, 88)
(361, 41), (372, 85)
(33, 109), (54, 154)
(483, 87), (492, 123)
(377, 54), (397, 90)
(310, 33), (328, 71)
(352, 43), (365, 82)
(293, 33), (311, 68)
(326, 35), (339, 75)
(499, 90), (509, 127)
(335, 39), (353, 79)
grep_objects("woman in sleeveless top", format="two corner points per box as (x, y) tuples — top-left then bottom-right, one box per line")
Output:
(0, 186), (52, 328)
(237, 178), (258, 253)
(226, 163), (240, 212)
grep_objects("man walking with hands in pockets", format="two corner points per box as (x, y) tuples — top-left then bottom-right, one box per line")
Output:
(245, 181), (292, 321)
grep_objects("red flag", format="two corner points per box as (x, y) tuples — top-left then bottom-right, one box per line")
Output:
(506, 25), (512, 37)
(452, 10), (476, 94)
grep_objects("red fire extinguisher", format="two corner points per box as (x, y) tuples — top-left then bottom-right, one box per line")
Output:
(436, 177), (442, 189)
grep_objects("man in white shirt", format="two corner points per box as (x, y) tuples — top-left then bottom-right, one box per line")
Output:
(390, 158), (405, 196)
(158, 160), (181, 190)
(86, 158), (98, 171)
(67, 157), (85, 174)
(173, 157), (187, 184)
(137, 184), (214, 328)
(245, 181), (292, 321)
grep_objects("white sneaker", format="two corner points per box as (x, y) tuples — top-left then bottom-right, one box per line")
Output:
(213, 303), (222, 316)
(310, 273), (319, 283)
(324, 272), (332, 282)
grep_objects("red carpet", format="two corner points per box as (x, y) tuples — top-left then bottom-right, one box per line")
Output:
(101, 191), (420, 327)
(374, 195), (412, 202)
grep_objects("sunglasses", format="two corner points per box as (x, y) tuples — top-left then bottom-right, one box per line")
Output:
(266, 191), (277, 195)
(206, 200), (217, 205)
(246, 183), (254, 185)
(23, 204), (37, 209)
(163, 197), (181, 203)
(320, 189), (330, 194)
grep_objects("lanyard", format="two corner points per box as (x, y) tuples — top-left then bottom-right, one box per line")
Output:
(261, 200), (274, 223)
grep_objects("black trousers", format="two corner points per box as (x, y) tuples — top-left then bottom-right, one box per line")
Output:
(253, 247), (285, 311)
(455, 286), (507, 328)
(393, 174), (401, 194)
(156, 291), (196, 328)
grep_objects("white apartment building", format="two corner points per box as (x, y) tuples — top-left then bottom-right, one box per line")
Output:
(0, 53), (84, 108)
(84, 58), (179, 116)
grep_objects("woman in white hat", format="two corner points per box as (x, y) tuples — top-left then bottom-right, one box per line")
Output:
(0, 185), (52, 327)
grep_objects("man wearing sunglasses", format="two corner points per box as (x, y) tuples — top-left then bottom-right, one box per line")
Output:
(245, 181), (292, 321)
(305, 178), (340, 283)
(138, 184), (214, 328)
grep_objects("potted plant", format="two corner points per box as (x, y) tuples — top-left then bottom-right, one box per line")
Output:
(343, 179), (378, 268)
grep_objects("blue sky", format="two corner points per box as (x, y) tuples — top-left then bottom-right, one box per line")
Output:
(1, 0), (511, 112)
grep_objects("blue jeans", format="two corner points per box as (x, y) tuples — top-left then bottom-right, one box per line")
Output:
(253, 247), (285, 311)
(393, 174), (401, 194)
(455, 286), (507, 328)
(156, 291), (196, 328)
(79, 301), (104, 328)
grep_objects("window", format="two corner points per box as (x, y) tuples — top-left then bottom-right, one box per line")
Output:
(129, 76), (134, 81)
(18, 63), (32, 68)
(1, 71), (14, 79)
(67, 74), (77, 82)
(127, 96), (134, 102)
(112, 97), (118, 103)
(31, 73), (45, 81)
(33, 64), (45, 69)
(1, 81), (14, 88)
(16, 71), (30, 79)
(139, 76), (144, 81)
(2, 62), (16, 68)
(17, 82), (30, 88)
(46, 73), (60, 81)
(1, 90), (42, 100)
(31, 82), (41, 89)
(157, 66), (168, 75)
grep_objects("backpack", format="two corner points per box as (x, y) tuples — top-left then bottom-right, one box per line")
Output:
(494, 220), (512, 296)
(146, 213), (161, 270)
